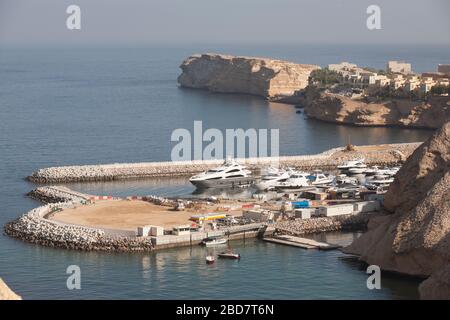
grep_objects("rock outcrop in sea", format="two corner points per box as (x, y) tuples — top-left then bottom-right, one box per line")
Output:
(343, 121), (450, 299)
(178, 53), (320, 100)
(301, 87), (450, 129)
(0, 278), (21, 300)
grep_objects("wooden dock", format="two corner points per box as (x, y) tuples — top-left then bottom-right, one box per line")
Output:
(263, 235), (341, 250)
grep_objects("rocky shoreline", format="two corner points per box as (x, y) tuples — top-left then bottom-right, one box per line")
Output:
(343, 121), (450, 299)
(27, 143), (420, 183)
(300, 87), (449, 130)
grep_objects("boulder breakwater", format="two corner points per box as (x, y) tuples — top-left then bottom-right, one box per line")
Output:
(4, 186), (154, 252)
(274, 212), (380, 236)
(27, 143), (420, 183)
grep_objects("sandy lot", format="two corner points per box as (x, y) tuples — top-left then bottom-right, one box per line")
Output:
(50, 199), (243, 231)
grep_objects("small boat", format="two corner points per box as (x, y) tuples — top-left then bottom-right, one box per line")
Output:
(202, 237), (228, 247)
(218, 252), (241, 260)
(206, 255), (215, 264)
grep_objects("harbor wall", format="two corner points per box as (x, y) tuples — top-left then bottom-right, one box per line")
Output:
(27, 143), (420, 183)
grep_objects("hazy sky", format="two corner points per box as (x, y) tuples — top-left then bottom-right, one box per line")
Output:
(0, 0), (449, 46)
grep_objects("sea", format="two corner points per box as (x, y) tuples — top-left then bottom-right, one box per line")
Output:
(1, 44), (448, 299)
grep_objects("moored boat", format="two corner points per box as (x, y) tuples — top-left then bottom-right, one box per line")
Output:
(189, 158), (254, 189)
(206, 255), (215, 264)
(307, 170), (335, 186)
(202, 237), (228, 247)
(218, 252), (241, 259)
(255, 166), (290, 191)
(337, 158), (366, 171)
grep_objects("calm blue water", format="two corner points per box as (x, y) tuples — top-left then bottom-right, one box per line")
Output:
(1, 44), (446, 299)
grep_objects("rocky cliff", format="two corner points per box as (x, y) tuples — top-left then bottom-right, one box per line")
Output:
(178, 53), (320, 100)
(0, 278), (21, 300)
(302, 87), (450, 129)
(343, 121), (450, 299)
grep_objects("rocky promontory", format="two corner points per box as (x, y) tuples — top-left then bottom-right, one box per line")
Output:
(302, 87), (450, 129)
(0, 278), (21, 300)
(343, 121), (450, 299)
(178, 53), (320, 100)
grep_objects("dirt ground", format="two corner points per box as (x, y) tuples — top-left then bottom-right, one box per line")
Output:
(50, 199), (244, 231)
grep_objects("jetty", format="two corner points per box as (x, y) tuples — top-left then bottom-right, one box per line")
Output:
(263, 235), (341, 250)
(27, 143), (419, 183)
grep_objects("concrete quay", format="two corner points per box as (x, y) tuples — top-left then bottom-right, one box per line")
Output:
(27, 143), (420, 183)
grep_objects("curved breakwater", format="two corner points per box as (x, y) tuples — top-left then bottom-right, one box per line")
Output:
(27, 143), (420, 183)
(5, 187), (155, 252)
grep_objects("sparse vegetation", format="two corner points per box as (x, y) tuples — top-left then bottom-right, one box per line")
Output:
(309, 68), (340, 86)
(430, 84), (450, 95)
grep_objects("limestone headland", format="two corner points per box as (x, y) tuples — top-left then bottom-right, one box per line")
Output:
(178, 53), (320, 101)
(301, 86), (450, 130)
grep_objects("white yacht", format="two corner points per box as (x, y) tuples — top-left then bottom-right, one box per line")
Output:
(307, 170), (335, 186)
(337, 158), (367, 171)
(189, 159), (254, 189)
(273, 171), (310, 189)
(348, 167), (367, 174)
(365, 174), (394, 191)
(255, 167), (291, 191)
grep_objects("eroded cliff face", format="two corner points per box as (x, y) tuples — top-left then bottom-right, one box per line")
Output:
(302, 87), (450, 129)
(343, 122), (450, 299)
(178, 53), (320, 100)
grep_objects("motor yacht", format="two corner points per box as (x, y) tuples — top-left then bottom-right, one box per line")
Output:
(307, 170), (335, 186)
(273, 171), (310, 189)
(335, 174), (359, 185)
(255, 166), (291, 190)
(189, 159), (254, 189)
(348, 167), (367, 174)
(337, 158), (367, 171)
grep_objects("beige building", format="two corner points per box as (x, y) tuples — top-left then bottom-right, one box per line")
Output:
(387, 60), (412, 74)
(328, 62), (357, 72)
